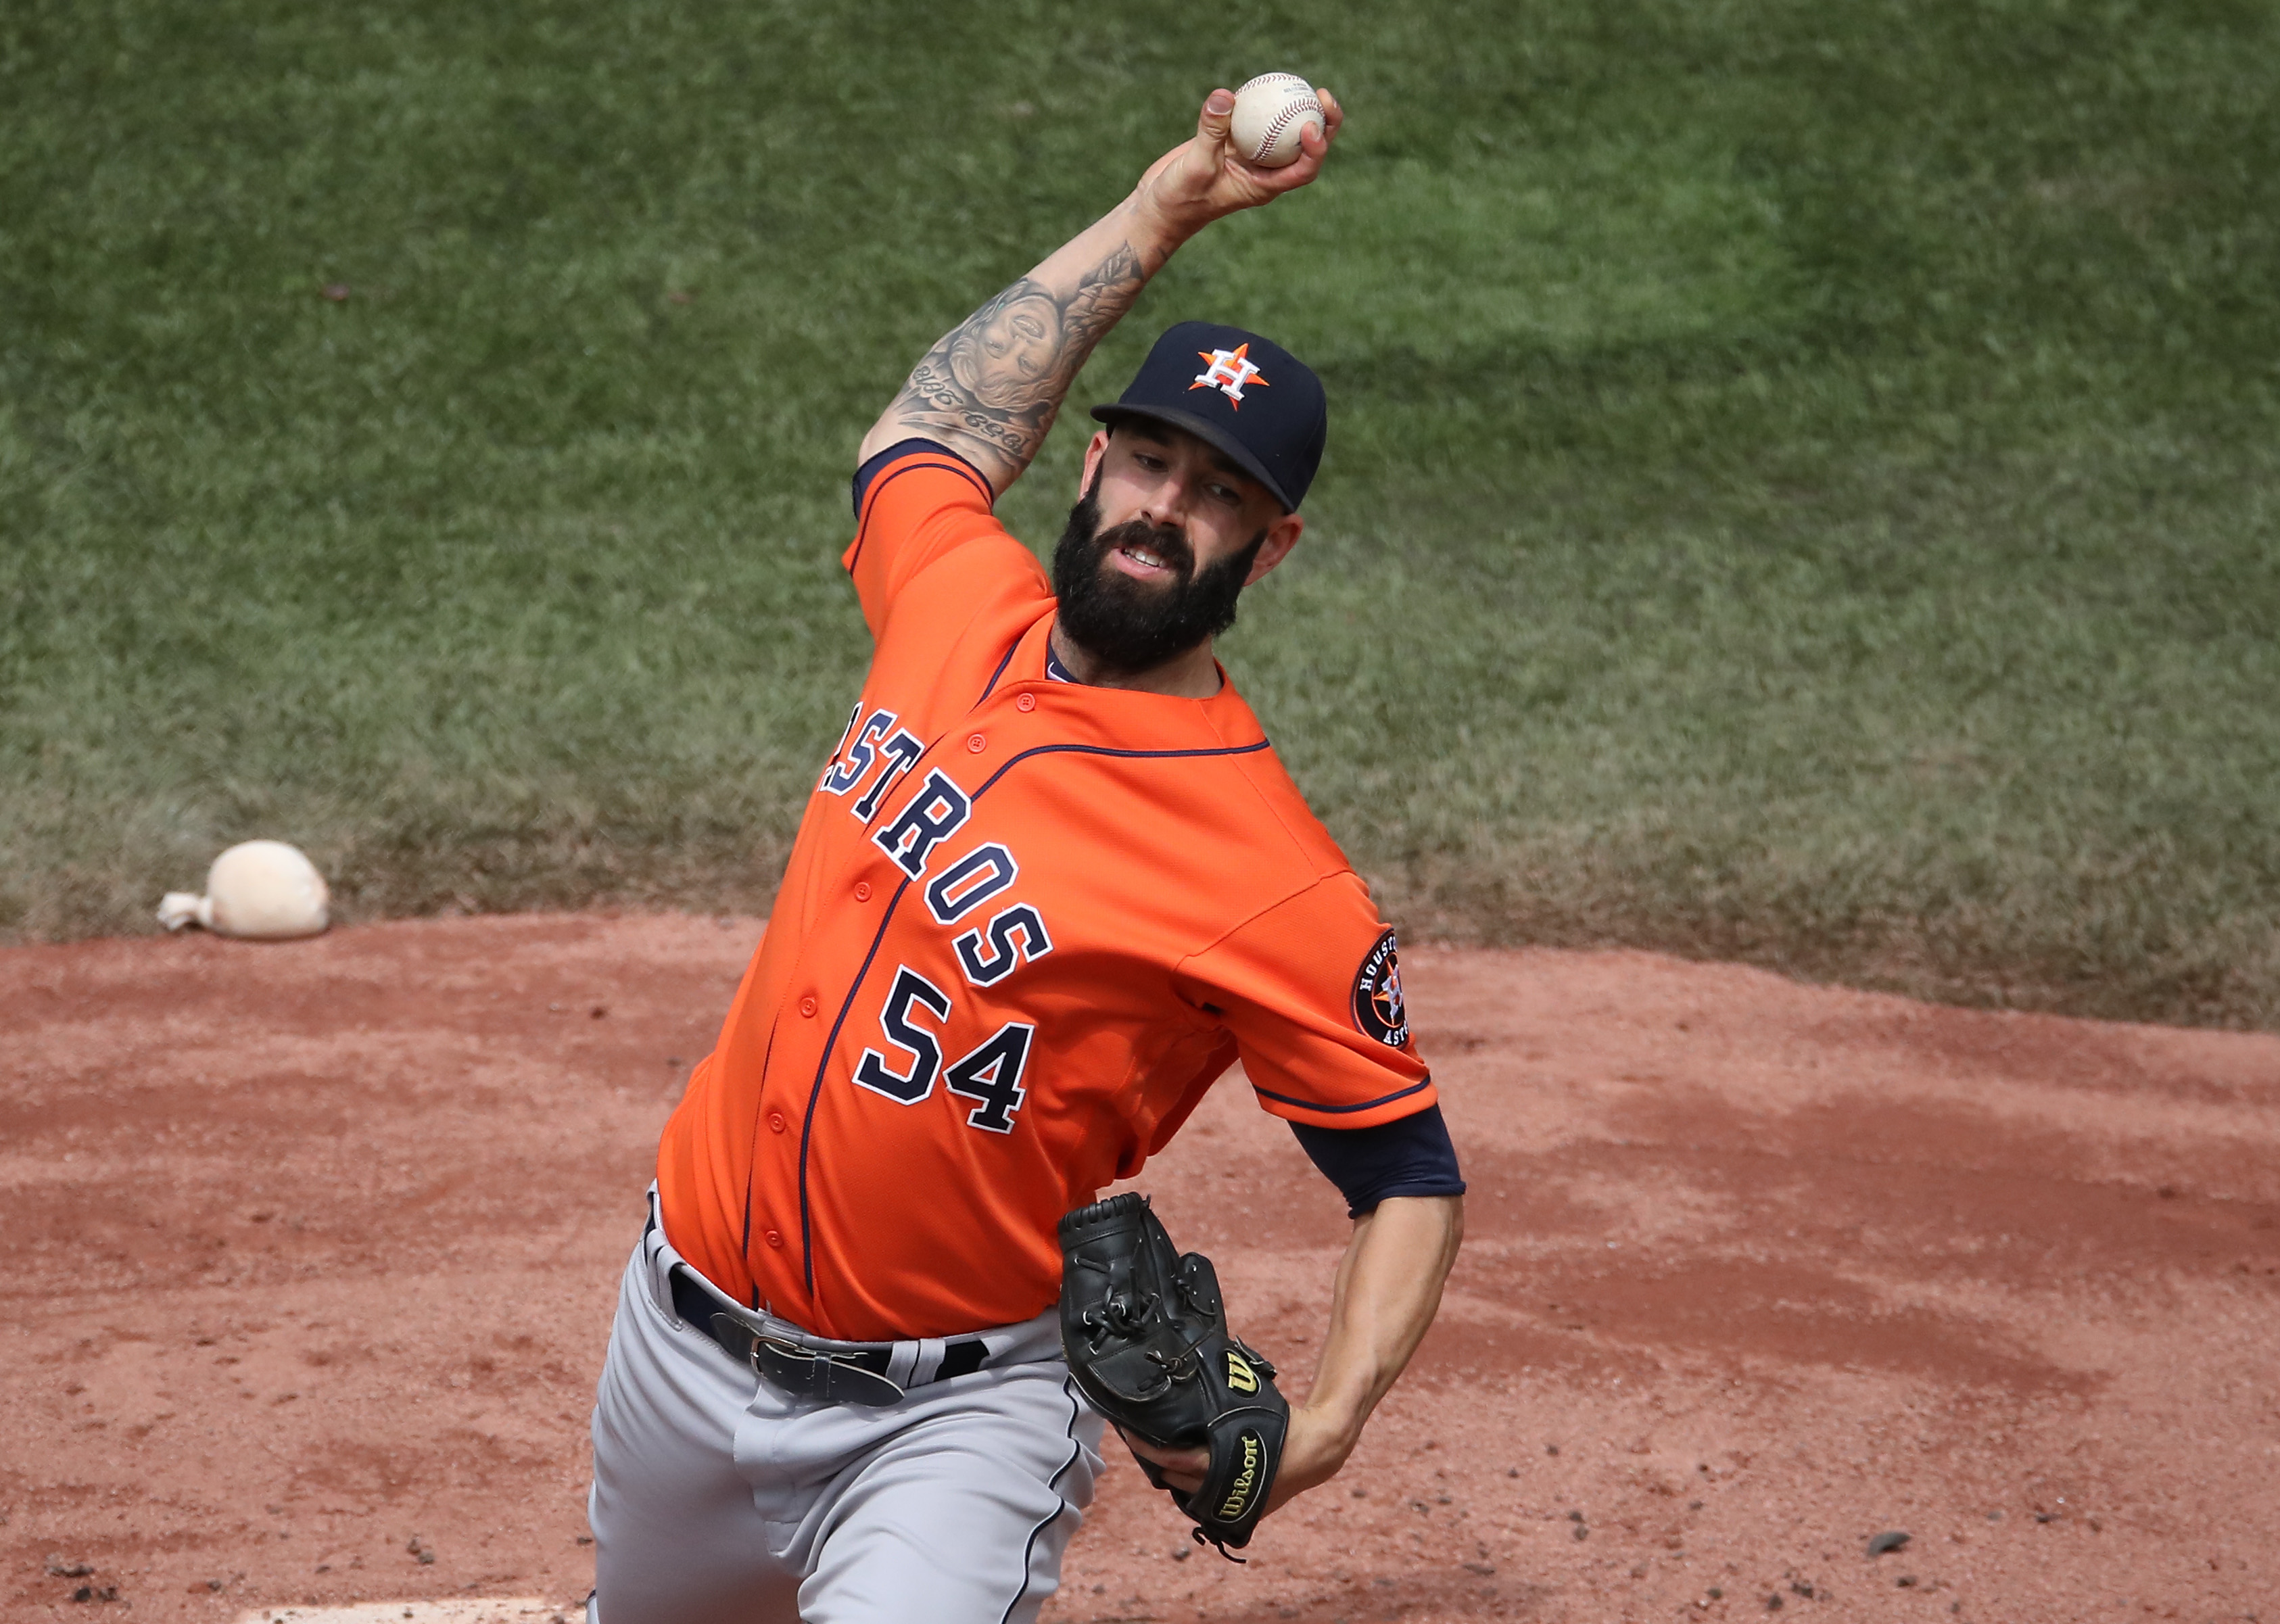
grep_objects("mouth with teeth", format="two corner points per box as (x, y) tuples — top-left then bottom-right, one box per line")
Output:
(1098, 521), (1193, 587)
(1050, 480), (1263, 676)
(1113, 539), (1179, 581)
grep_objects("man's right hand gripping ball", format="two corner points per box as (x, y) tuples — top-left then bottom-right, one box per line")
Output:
(1136, 83), (1341, 230)
(1058, 1194), (1289, 1556)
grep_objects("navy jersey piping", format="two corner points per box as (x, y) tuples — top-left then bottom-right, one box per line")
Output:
(850, 437), (991, 515)
(1250, 1075), (1434, 1116)
(971, 738), (1272, 801)
(846, 446), (995, 577)
(977, 642), (1019, 705)
(794, 874), (917, 1296)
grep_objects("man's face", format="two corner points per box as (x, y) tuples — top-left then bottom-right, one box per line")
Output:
(1044, 429), (1295, 675)
(1049, 424), (1302, 676)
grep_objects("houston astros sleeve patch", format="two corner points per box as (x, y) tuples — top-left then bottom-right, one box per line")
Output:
(1172, 877), (1433, 1128)
(1350, 928), (1408, 1047)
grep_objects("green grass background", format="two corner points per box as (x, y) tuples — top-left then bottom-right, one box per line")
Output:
(5, 0), (2277, 1026)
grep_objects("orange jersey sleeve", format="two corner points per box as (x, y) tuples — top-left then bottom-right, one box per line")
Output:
(1173, 874), (1433, 1129)
(841, 444), (1011, 638)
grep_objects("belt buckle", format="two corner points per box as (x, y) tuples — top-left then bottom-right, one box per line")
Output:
(751, 1335), (904, 1409)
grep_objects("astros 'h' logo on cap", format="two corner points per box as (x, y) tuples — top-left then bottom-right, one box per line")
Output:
(1191, 343), (1268, 409)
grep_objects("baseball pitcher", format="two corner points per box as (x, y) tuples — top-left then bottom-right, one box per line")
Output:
(588, 82), (1465, 1623)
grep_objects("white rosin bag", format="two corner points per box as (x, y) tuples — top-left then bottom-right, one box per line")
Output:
(158, 840), (330, 940)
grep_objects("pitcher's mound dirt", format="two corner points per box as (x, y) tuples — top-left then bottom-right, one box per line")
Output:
(3, 915), (2275, 1621)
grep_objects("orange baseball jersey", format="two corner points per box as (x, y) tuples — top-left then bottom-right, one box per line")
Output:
(655, 444), (1434, 1341)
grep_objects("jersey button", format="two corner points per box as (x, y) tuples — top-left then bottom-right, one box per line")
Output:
(799, 995), (818, 1018)
(966, 732), (987, 753)
(1016, 693), (1036, 713)
(767, 1110), (787, 1134)
(764, 1229), (784, 1249)
(854, 881), (872, 902)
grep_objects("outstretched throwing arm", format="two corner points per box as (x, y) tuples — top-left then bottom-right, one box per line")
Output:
(858, 85), (1344, 495)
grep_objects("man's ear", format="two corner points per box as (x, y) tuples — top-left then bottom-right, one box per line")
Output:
(1244, 512), (1305, 586)
(1079, 429), (1112, 496)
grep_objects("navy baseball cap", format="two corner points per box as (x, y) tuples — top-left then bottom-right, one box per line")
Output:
(1090, 321), (1327, 512)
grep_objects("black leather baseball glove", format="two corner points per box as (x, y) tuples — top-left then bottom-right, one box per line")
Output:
(1058, 1192), (1289, 1556)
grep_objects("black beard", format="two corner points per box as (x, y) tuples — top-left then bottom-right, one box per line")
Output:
(1049, 483), (1266, 678)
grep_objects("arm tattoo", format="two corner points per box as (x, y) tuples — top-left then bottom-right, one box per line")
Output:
(883, 241), (1147, 492)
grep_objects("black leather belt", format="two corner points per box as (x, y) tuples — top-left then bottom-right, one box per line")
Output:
(670, 1265), (989, 1408)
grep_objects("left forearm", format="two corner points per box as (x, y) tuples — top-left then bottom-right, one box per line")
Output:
(1111, 1193), (1463, 1516)
(1275, 1194), (1463, 1504)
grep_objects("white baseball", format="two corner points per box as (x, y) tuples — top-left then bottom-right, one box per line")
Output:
(158, 839), (330, 940)
(1230, 73), (1325, 169)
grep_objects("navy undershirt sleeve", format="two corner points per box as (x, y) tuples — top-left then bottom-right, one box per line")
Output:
(1289, 1103), (1466, 1218)
(851, 437), (976, 516)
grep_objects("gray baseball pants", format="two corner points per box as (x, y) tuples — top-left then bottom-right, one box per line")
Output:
(588, 1195), (1106, 1624)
